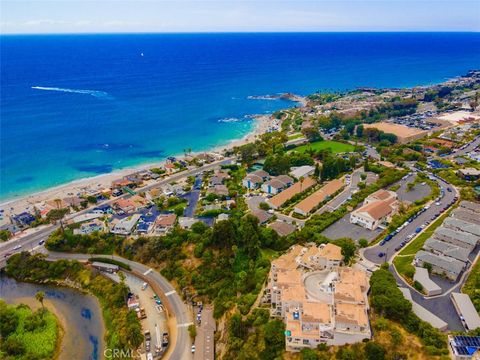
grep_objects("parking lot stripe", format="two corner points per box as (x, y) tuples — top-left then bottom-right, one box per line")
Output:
(143, 268), (153, 276)
(165, 290), (176, 296)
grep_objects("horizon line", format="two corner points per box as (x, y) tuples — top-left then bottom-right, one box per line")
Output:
(2, 30), (479, 36)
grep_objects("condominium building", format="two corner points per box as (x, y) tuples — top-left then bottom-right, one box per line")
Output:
(265, 244), (371, 352)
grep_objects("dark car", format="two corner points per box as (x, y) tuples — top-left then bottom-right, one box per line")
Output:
(378, 252), (385, 258)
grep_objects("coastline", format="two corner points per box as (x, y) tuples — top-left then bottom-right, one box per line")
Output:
(0, 112), (279, 216)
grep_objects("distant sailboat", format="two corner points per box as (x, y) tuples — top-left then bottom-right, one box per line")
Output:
(141, 52), (144, 57)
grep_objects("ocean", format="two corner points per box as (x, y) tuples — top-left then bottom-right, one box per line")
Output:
(1, 33), (479, 200)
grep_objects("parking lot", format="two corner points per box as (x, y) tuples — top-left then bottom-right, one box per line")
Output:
(321, 208), (384, 242)
(124, 273), (168, 358)
(393, 177), (431, 204)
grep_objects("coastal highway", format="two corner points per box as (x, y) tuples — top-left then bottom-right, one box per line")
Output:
(0, 156), (235, 253)
(363, 172), (457, 265)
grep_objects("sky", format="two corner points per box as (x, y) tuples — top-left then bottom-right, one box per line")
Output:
(1, 0), (479, 34)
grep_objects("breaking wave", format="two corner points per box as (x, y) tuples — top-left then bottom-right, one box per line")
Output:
(31, 86), (113, 99)
(218, 117), (241, 123)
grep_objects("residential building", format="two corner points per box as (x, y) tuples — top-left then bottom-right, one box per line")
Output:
(154, 214), (177, 233)
(451, 209), (480, 225)
(207, 184), (229, 196)
(113, 198), (136, 214)
(451, 293), (480, 331)
(444, 218), (480, 237)
(111, 214), (141, 235)
(457, 168), (480, 181)
(242, 170), (270, 189)
(178, 217), (197, 229)
(415, 250), (465, 281)
(294, 178), (344, 215)
(12, 212), (36, 227)
(449, 335), (480, 360)
(290, 165), (316, 180)
(413, 267), (442, 296)
(423, 238), (470, 263)
(251, 210), (272, 224)
(433, 227), (478, 252)
(267, 177), (317, 209)
(261, 175), (294, 195)
(268, 220), (296, 237)
(350, 189), (398, 230)
(73, 219), (105, 235)
(265, 244), (370, 351)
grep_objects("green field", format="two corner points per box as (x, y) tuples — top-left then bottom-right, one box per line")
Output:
(289, 140), (354, 154)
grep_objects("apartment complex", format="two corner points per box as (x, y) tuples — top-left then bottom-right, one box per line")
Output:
(265, 244), (371, 351)
(350, 189), (398, 230)
(415, 201), (479, 282)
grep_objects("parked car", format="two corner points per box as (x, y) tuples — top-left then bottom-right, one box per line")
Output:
(378, 252), (385, 258)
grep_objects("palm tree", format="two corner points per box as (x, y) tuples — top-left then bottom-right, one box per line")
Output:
(35, 291), (45, 315)
(299, 176), (305, 192)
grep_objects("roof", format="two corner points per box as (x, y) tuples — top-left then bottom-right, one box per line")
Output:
(250, 169), (269, 178)
(423, 238), (470, 262)
(458, 168), (480, 176)
(451, 209), (480, 225)
(415, 250), (465, 276)
(460, 201), (480, 213)
(443, 217), (480, 237)
(451, 293), (480, 330)
(92, 262), (119, 270)
(368, 189), (396, 201)
(271, 245), (304, 271)
(434, 227), (478, 248)
(264, 178), (289, 189)
(267, 177), (317, 208)
(353, 197), (396, 221)
(209, 184), (229, 196)
(251, 210), (272, 224)
(302, 302), (332, 324)
(334, 282), (365, 303)
(244, 174), (263, 184)
(450, 336), (480, 357)
(268, 221), (296, 237)
(155, 214), (177, 227)
(294, 178), (344, 214)
(289, 165), (315, 179)
(318, 243), (343, 261)
(363, 122), (427, 138)
(413, 267), (442, 294)
(335, 303), (368, 327)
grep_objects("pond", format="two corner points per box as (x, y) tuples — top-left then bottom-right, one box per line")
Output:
(0, 275), (105, 360)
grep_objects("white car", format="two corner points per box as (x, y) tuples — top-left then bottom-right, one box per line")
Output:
(191, 345), (196, 353)
(435, 202), (441, 206)
(13, 245), (22, 251)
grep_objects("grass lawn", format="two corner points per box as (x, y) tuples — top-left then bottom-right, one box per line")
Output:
(289, 140), (354, 154)
(393, 255), (415, 277)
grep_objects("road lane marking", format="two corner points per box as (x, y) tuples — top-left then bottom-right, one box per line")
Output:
(177, 322), (193, 328)
(165, 290), (176, 296)
(143, 268), (153, 276)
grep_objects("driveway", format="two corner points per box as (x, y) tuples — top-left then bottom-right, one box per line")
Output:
(182, 176), (202, 217)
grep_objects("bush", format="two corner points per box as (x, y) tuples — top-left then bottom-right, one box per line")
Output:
(413, 280), (424, 292)
(259, 202), (271, 211)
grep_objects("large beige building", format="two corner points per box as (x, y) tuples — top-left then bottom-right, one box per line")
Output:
(265, 244), (371, 351)
(363, 122), (428, 144)
(350, 189), (398, 230)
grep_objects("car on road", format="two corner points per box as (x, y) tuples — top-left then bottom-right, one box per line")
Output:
(13, 245), (22, 251)
(147, 353), (153, 360)
(378, 252), (385, 258)
(435, 202), (441, 206)
(3, 252), (12, 258)
(38, 240), (45, 245)
(380, 240), (386, 246)
(191, 345), (196, 353)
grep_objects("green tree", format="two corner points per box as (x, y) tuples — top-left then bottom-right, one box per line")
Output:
(358, 239), (369, 248)
(35, 291), (45, 314)
(301, 348), (320, 360)
(356, 124), (364, 138)
(0, 229), (12, 242)
(364, 342), (386, 360)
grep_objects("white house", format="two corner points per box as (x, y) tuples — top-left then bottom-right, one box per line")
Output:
(289, 165), (315, 180)
(350, 189), (398, 230)
(242, 170), (270, 189)
(261, 175), (294, 195)
(111, 214), (141, 235)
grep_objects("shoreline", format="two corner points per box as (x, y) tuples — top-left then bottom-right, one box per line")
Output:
(0, 110), (283, 215)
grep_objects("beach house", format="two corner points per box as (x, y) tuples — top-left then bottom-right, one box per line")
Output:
(261, 175), (294, 195)
(242, 170), (270, 190)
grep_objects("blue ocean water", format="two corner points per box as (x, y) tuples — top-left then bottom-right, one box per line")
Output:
(1, 33), (479, 200)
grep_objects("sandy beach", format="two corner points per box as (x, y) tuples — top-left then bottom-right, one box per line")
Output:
(0, 112), (280, 222)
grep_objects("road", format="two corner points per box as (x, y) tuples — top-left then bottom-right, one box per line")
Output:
(364, 172), (457, 264)
(1, 158), (233, 256)
(448, 134), (480, 158)
(46, 251), (193, 360)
